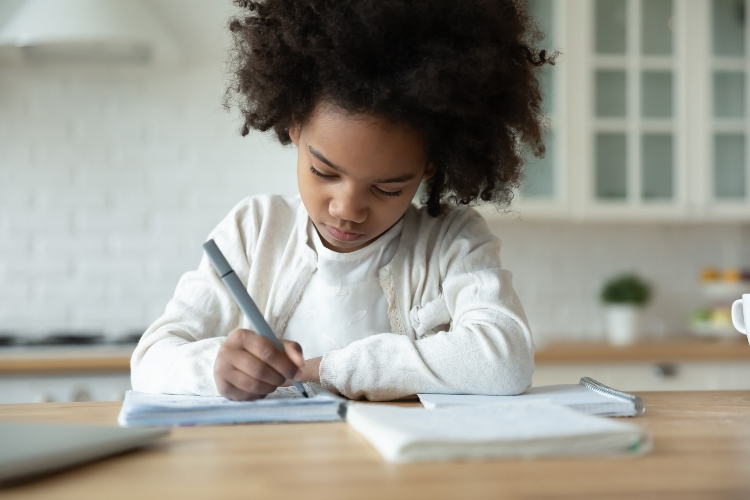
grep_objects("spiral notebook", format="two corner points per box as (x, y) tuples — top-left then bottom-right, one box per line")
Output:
(118, 383), (345, 427)
(418, 377), (644, 417)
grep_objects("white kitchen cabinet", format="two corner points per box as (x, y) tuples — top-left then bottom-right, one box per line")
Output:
(488, 0), (750, 223)
(704, 0), (750, 219)
(511, 0), (571, 219)
(0, 372), (131, 404)
(533, 361), (750, 391)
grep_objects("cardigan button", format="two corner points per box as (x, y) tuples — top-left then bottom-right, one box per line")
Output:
(379, 268), (390, 277)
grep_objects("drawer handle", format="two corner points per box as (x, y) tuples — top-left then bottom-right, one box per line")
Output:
(652, 363), (678, 379)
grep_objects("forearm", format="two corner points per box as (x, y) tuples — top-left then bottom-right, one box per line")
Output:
(319, 313), (535, 400)
(130, 327), (226, 396)
(129, 262), (240, 396)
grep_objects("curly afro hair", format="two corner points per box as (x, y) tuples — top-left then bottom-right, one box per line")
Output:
(225, 0), (556, 216)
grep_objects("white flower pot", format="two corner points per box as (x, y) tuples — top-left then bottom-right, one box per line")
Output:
(605, 305), (641, 346)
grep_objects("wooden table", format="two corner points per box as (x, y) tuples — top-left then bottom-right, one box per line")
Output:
(2, 392), (750, 499)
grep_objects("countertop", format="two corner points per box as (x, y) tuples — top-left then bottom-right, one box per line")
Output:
(1, 337), (749, 374)
(534, 337), (750, 364)
(0, 347), (134, 374)
(1, 392), (750, 498)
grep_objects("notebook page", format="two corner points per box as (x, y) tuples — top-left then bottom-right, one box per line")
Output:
(123, 383), (331, 412)
(354, 400), (638, 441)
(118, 383), (344, 426)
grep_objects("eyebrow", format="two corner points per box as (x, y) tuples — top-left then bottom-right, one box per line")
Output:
(308, 146), (416, 183)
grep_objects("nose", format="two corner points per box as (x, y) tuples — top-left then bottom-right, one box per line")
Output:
(329, 184), (367, 224)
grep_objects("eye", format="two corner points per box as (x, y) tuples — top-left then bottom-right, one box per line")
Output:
(374, 187), (403, 197)
(310, 165), (335, 179)
(311, 165), (402, 196)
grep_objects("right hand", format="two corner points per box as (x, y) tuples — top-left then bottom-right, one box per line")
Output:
(214, 328), (305, 401)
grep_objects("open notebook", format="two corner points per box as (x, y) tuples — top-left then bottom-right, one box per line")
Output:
(347, 401), (651, 463)
(418, 377), (644, 417)
(118, 383), (345, 427)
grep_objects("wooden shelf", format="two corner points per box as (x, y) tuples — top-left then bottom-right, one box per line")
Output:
(536, 338), (750, 364)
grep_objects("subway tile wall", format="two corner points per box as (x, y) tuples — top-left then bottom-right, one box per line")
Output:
(495, 221), (750, 344)
(0, 65), (298, 336)
(1, 66), (749, 343)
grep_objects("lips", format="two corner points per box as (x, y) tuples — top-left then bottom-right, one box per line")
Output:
(324, 224), (363, 242)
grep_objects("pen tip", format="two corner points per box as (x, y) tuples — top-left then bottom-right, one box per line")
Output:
(302, 390), (309, 398)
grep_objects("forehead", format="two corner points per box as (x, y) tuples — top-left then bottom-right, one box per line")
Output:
(301, 102), (427, 176)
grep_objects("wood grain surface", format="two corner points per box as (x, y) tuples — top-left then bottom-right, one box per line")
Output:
(1, 391), (750, 499)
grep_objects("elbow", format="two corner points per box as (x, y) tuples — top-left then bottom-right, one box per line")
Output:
(472, 338), (535, 396)
(471, 354), (533, 396)
(497, 337), (535, 395)
(470, 323), (535, 396)
(129, 336), (167, 394)
(503, 358), (534, 395)
(129, 349), (156, 394)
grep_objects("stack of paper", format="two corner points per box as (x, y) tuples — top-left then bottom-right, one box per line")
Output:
(118, 384), (345, 427)
(346, 400), (651, 463)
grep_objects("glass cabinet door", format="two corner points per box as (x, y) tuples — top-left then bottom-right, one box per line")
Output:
(518, 0), (565, 205)
(710, 0), (749, 203)
(591, 0), (680, 206)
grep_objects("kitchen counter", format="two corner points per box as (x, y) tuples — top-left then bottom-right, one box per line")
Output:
(0, 347), (133, 374)
(535, 337), (750, 364)
(1, 338), (748, 374)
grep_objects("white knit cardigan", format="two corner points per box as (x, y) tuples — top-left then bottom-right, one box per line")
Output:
(130, 194), (535, 401)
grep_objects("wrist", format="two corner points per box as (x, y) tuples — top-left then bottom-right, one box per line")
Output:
(318, 352), (339, 394)
(307, 357), (322, 384)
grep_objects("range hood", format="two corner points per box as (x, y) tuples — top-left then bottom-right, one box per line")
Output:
(0, 0), (181, 64)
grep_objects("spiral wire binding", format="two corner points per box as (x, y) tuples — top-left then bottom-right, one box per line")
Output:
(579, 377), (645, 416)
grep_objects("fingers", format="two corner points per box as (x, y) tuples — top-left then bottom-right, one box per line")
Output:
(238, 333), (302, 381)
(217, 379), (253, 401)
(282, 340), (305, 371)
(223, 367), (277, 399)
(217, 378), (262, 402)
(230, 348), (287, 387)
(214, 329), (304, 401)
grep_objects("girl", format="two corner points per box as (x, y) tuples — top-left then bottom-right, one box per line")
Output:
(131, 0), (554, 401)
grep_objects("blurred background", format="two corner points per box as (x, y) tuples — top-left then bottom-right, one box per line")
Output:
(0, 0), (749, 403)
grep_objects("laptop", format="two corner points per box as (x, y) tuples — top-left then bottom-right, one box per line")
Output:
(0, 422), (169, 484)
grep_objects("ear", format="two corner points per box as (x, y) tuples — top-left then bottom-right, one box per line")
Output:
(289, 124), (301, 146)
(422, 162), (436, 180)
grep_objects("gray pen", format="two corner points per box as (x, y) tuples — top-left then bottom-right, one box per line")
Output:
(203, 239), (309, 398)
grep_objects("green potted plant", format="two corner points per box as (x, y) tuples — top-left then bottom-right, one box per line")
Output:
(600, 274), (652, 345)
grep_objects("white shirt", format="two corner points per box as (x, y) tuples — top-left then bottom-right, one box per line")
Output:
(283, 218), (403, 358)
(131, 194), (534, 401)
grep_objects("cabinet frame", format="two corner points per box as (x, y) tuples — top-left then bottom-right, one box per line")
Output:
(487, 0), (750, 223)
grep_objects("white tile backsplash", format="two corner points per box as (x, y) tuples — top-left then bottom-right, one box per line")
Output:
(490, 221), (749, 344)
(0, 62), (297, 335)
(1, 3), (748, 341)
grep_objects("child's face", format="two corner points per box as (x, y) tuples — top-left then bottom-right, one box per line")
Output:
(290, 102), (433, 253)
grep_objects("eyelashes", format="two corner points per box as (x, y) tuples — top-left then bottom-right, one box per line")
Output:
(309, 166), (403, 197)
(309, 165), (334, 179)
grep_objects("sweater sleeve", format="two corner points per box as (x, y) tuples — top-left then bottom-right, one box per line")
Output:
(318, 210), (535, 401)
(129, 200), (256, 396)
